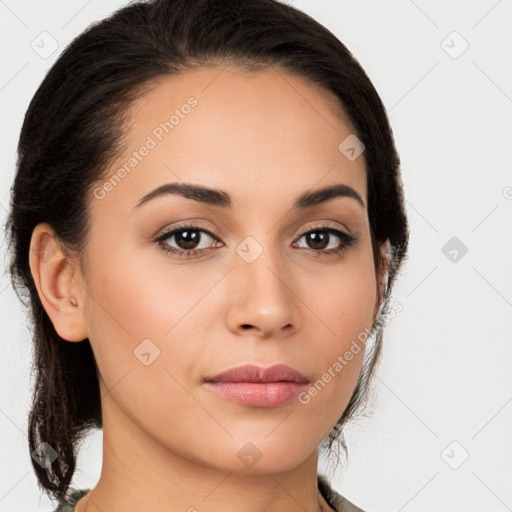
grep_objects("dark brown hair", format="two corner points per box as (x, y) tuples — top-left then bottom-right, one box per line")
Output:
(5, 0), (409, 503)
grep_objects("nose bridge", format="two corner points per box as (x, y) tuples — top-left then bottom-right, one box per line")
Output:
(236, 233), (290, 301)
(226, 232), (299, 335)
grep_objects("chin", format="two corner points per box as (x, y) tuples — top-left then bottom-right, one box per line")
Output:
(196, 436), (317, 475)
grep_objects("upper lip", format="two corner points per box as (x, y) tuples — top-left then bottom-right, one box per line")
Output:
(204, 364), (309, 384)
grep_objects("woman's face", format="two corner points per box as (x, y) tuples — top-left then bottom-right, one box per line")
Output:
(73, 66), (383, 473)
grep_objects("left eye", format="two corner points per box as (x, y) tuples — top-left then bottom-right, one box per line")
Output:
(294, 228), (347, 251)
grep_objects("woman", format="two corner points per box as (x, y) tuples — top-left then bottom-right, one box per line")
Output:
(5, 0), (408, 511)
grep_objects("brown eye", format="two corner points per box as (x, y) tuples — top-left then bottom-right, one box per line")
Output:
(303, 231), (330, 250)
(294, 226), (357, 255)
(168, 229), (204, 250)
(155, 224), (221, 258)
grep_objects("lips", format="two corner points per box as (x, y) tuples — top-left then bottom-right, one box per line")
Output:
(203, 363), (310, 384)
(203, 364), (311, 408)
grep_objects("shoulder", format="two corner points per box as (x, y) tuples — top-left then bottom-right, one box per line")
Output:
(317, 474), (370, 512)
(52, 488), (91, 512)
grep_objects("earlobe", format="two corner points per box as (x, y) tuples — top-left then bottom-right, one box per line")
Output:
(28, 222), (88, 342)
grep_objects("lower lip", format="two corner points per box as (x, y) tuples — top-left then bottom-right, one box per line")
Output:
(204, 381), (308, 408)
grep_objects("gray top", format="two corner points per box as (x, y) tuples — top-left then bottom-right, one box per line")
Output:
(317, 474), (368, 511)
(53, 475), (368, 511)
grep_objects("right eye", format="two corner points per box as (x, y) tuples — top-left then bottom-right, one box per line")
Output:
(154, 224), (223, 258)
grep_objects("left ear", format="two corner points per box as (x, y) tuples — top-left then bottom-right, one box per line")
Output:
(373, 239), (391, 321)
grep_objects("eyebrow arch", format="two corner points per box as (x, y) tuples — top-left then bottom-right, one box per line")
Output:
(134, 182), (365, 209)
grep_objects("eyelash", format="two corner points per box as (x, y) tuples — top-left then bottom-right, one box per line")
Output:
(154, 222), (358, 259)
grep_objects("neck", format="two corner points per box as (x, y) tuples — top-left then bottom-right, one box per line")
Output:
(75, 393), (331, 512)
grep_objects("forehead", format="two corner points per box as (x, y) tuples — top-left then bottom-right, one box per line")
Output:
(94, 65), (367, 213)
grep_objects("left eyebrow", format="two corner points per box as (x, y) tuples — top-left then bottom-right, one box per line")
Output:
(134, 182), (365, 209)
(294, 183), (365, 209)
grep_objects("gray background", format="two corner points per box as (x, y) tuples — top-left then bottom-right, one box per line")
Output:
(1, 1), (511, 511)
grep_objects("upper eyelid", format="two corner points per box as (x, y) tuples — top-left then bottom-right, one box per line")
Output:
(155, 225), (218, 242)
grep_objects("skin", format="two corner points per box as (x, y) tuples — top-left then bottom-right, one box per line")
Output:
(29, 65), (388, 512)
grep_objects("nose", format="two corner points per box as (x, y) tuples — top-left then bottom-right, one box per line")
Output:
(224, 240), (301, 338)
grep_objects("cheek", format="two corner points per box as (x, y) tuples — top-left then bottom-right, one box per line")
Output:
(301, 250), (377, 412)
(308, 251), (377, 346)
(82, 245), (217, 387)
(82, 249), (209, 435)
(85, 243), (214, 339)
